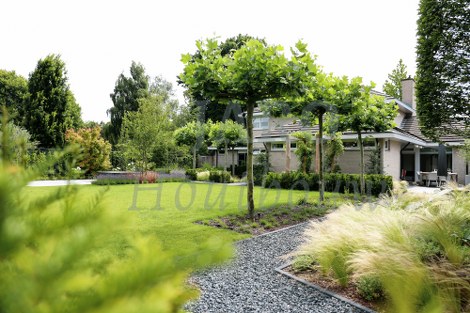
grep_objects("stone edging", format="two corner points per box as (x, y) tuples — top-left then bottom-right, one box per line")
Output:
(275, 262), (377, 313)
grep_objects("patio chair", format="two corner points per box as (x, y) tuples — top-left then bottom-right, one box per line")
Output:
(426, 172), (438, 187)
(438, 175), (447, 187)
(416, 171), (422, 185)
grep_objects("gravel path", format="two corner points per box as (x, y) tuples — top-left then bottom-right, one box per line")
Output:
(186, 223), (367, 313)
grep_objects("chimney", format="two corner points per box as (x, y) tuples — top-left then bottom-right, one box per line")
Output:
(401, 76), (416, 114)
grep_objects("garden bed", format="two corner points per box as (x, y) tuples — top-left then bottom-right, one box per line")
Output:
(195, 201), (334, 236)
(279, 263), (383, 312)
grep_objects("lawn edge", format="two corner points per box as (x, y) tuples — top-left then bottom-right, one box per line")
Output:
(275, 262), (376, 313)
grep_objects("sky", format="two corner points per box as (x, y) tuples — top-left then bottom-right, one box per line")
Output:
(1, 0), (420, 122)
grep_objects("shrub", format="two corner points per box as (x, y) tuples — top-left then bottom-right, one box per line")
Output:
(209, 170), (231, 183)
(197, 170), (210, 181)
(253, 164), (268, 186)
(356, 276), (384, 301)
(292, 255), (316, 273)
(185, 168), (197, 180)
(0, 123), (230, 312)
(139, 171), (158, 183)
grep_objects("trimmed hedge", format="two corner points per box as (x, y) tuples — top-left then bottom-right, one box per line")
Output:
(185, 169), (198, 180)
(264, 172), (393, 196)
(209, 170), (231, 183)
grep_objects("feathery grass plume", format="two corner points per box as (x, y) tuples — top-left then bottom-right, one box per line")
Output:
(349, 248), (443, 313)
(296, 186), (470, 312)
(0, 108), (232, 312)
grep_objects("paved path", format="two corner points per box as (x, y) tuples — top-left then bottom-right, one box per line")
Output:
(27, 179), (95, 187)
(186, 223), (367, 313)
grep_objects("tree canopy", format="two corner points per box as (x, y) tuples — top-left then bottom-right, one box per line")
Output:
(382, 59), (408, 99)
(107, 61), (149, 146)
(416, 0), (470, 139)
(180, 37), (317, 218)
(174, 121), (210, 169)
(24, 54), (83, 148)
(181, 34), (267, 122)
(119, 95), (172, 172)
(334, 78), (397, 194)
(65, 126), (111, 176)
(0, 69), (28, 126)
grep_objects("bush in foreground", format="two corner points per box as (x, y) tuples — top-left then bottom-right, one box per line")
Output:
(0, 120), (230, 312)
(295, 190), (470, 312)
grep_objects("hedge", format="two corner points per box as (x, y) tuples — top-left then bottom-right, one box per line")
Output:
(264, 172), (393, 196)
(209, 170), (231, 183)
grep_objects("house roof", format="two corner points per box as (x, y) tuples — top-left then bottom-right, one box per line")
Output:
(400, 116), (465, 144)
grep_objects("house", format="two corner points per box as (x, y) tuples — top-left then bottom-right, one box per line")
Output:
(202, 79), (468, 185)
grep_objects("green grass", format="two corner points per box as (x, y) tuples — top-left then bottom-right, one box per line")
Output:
(26, 182), (334, 269)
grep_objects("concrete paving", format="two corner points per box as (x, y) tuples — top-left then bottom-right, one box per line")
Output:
(406, 185), (444, 194)
(27, 179), (95, 187)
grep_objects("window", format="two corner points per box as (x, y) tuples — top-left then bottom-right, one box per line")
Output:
(271, 143), (284, 151)
(290, 142), (297, 150)
(343, 140), (376, 150)
(253, 117), (269, 130)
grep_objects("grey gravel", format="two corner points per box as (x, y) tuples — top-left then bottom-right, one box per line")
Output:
(186, 223), (367, 313)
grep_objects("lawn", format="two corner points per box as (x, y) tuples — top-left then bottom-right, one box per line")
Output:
(26, 182), (338, 269)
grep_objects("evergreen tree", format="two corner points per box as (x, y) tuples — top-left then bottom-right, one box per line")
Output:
(416, 0), (470, 139)
(107, 61), (149, 146)
(0, 69), (28, 126)
(382, 59), (408, 99)
(25, 54), (82, 148)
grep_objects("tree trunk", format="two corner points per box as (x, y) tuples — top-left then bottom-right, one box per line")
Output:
(246, 102), (255, 220)
(358, 131), (365, 195)
(192, 146), (197, 169)
(231, 147), (235, 176)
(318, 112), (324, 202)
(315, 134), (320, 174)
(285, 135), (291, 172)
(225, 141), (228, 172)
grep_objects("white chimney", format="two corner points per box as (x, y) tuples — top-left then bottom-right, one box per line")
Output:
(401, 77), (416, 114)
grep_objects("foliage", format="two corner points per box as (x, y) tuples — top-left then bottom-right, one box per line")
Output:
(333, 77), (397, 194)
(382, 59), (408, 99)
(292, 255), (316, 272)
(174, 121), (211, 169)
(107, 61), (149, 146)
(180, 37), (317, 219)
(25, 54), (83, 148)
(366, 140), (382, 174)
(291, 131), (314, 174)
(0, 69), (28, 125)
(0, 120), (37, 166)
(185, 168), (198, 180)
(356, 276), (384, 301)
(183, 34), (267, 122)
(324, 132), (344, 173)
(152, 139), (192, 169)
(416, 0), (470, 140)
(65, 126), (111, 176)
(253, 164), (267, 186)
(209, 170), (231, 183)
(211, 120), (246, 175)
(264, 171), (392, 197)
(296, 189), (470, 312)
(119, 94), (172, 172)
(0, 124), (232, 313)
